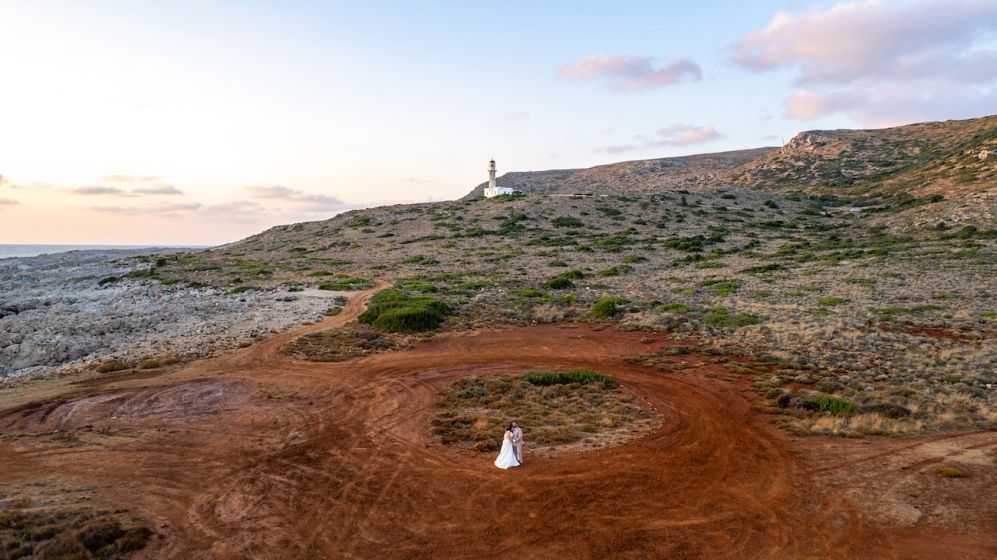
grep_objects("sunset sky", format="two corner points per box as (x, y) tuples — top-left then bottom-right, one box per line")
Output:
(1, 0), (995, 245)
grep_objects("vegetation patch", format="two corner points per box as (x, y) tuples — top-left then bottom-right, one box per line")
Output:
(94, 359), (129, 373)
(318, 276), (375, 291)
(431, 372), (657, 453)
(523, 368), (615, 388)
(542, 276), (574, 289)
(284, 324), (407, 361)
(703, 307), (759, 328)
(589, 297), (627, 319)
(0, 499), (151, 559)
(358, 289), (449, 332)
(935, 467), (965, 478)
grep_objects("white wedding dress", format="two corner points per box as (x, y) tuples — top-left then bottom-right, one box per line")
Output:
(494, 430), (521, 469)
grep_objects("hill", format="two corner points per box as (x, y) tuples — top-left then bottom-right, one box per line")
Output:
(465, 115), (997, 228)
(462, 148), (774, 198)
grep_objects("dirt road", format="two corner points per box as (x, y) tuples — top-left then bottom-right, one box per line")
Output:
(1, 282), (993, 559)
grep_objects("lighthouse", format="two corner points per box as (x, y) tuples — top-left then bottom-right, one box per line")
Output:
(483, 159), (515, 198)
(487, 159), (497, 194)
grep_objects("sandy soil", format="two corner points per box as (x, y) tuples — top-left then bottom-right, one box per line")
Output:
(0, 281), (993, 559)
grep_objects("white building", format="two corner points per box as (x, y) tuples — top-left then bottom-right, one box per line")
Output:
(483, 159), (516, 198)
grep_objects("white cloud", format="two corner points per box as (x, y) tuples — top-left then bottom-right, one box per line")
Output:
(132, 184), (184, 195)
(101, 175), (160, 182)
(558, 54), (702, 91)
(90, 202), (202, 214)
(69, 186), (129, 195)
(245, 185), (349, 213)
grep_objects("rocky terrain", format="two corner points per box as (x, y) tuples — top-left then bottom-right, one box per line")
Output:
(0, 250), (342, 382)
(3, 115), (994, 437)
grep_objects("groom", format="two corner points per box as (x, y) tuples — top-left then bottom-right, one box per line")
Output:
(511, 421), (524, 465)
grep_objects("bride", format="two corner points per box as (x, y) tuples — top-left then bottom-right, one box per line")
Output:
(494, 424), (521, 469)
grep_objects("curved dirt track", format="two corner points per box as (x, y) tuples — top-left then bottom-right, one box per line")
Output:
(1, 283), (994, 559)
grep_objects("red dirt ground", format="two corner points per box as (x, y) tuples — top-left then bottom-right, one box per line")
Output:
(0, 282), (994, 559)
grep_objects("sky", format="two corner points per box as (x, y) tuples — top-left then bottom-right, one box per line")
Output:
(1, 0), (995, 245)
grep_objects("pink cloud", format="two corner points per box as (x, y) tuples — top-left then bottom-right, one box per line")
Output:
(731, 0), (997, 84)
(558, 54), (702, 91)
(732, 0), (997, 125)
(654, 124), (722, 146)
(602, 124), (722, 153)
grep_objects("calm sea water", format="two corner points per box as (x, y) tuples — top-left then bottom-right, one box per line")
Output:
(0, 244), (203, 260)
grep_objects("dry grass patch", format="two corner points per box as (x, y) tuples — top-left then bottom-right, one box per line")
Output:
(283, 324), (410, 362)
(431, 371), (658, 454)
(0, 498), (150, 559)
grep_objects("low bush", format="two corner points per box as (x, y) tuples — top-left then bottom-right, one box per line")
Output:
(517, 287), (544, 298)
(935, 467), (965, 478)
(95, 359), (129, 373)
(656, 303), (690, 313)
(589, 297), (627, 319)
(860, 402), (912, 419)
(559, 269), (586, 279)
(358, 289), (449, 332)
(542, 276), (574, 289)
(808, 393), (859, 416)
(552, 216), (583, 228)
(318, 277), (374, 291)
(138, 358), (161, 370)
(739, 263), (784, 274)
(703, 307), (759, 328)
(523, 368), (616, 388)
(817, 296), (845, 306)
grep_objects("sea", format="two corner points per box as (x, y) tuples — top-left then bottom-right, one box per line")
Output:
(0, 244), (204, 260)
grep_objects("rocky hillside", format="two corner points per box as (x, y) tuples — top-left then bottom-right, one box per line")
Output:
(720, 115), (997, 197)
(465, 115), (997, 228)
(152, 187), (995, 436)
(462, 148), (774, 198)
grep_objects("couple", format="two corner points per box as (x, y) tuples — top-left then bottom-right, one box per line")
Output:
(494, 421), (524, 469)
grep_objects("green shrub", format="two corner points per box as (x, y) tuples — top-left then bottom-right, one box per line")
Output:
(405, 282), (438, 293)
(552, 216), (583, 228)
(318, 277), (374, 291)
(98, 276), (120, 286)
(523, 368), (615, 388)
(703, 307), (759, 328)
(739, 263), (784, 274)
(542, 276), (574, 289)
(559, 269), (586, 279)
(598, 266), (620, 277)
(623, 255), (647, 263)
(817, 296), (845, 306)
(517, 287), (544, 298)
(872, 306), (913, 314)
(656, 303), (690, 313)
(137, 358), (161, 370)
(358, 289), (449, 332)
(589, 297), (627, 319)
(809, 394), (859, 416)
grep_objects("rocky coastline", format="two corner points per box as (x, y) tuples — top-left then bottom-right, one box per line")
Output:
(0, 249), (340, 382)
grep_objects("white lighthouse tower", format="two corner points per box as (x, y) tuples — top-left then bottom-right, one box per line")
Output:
(483, 159), (515, 198)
